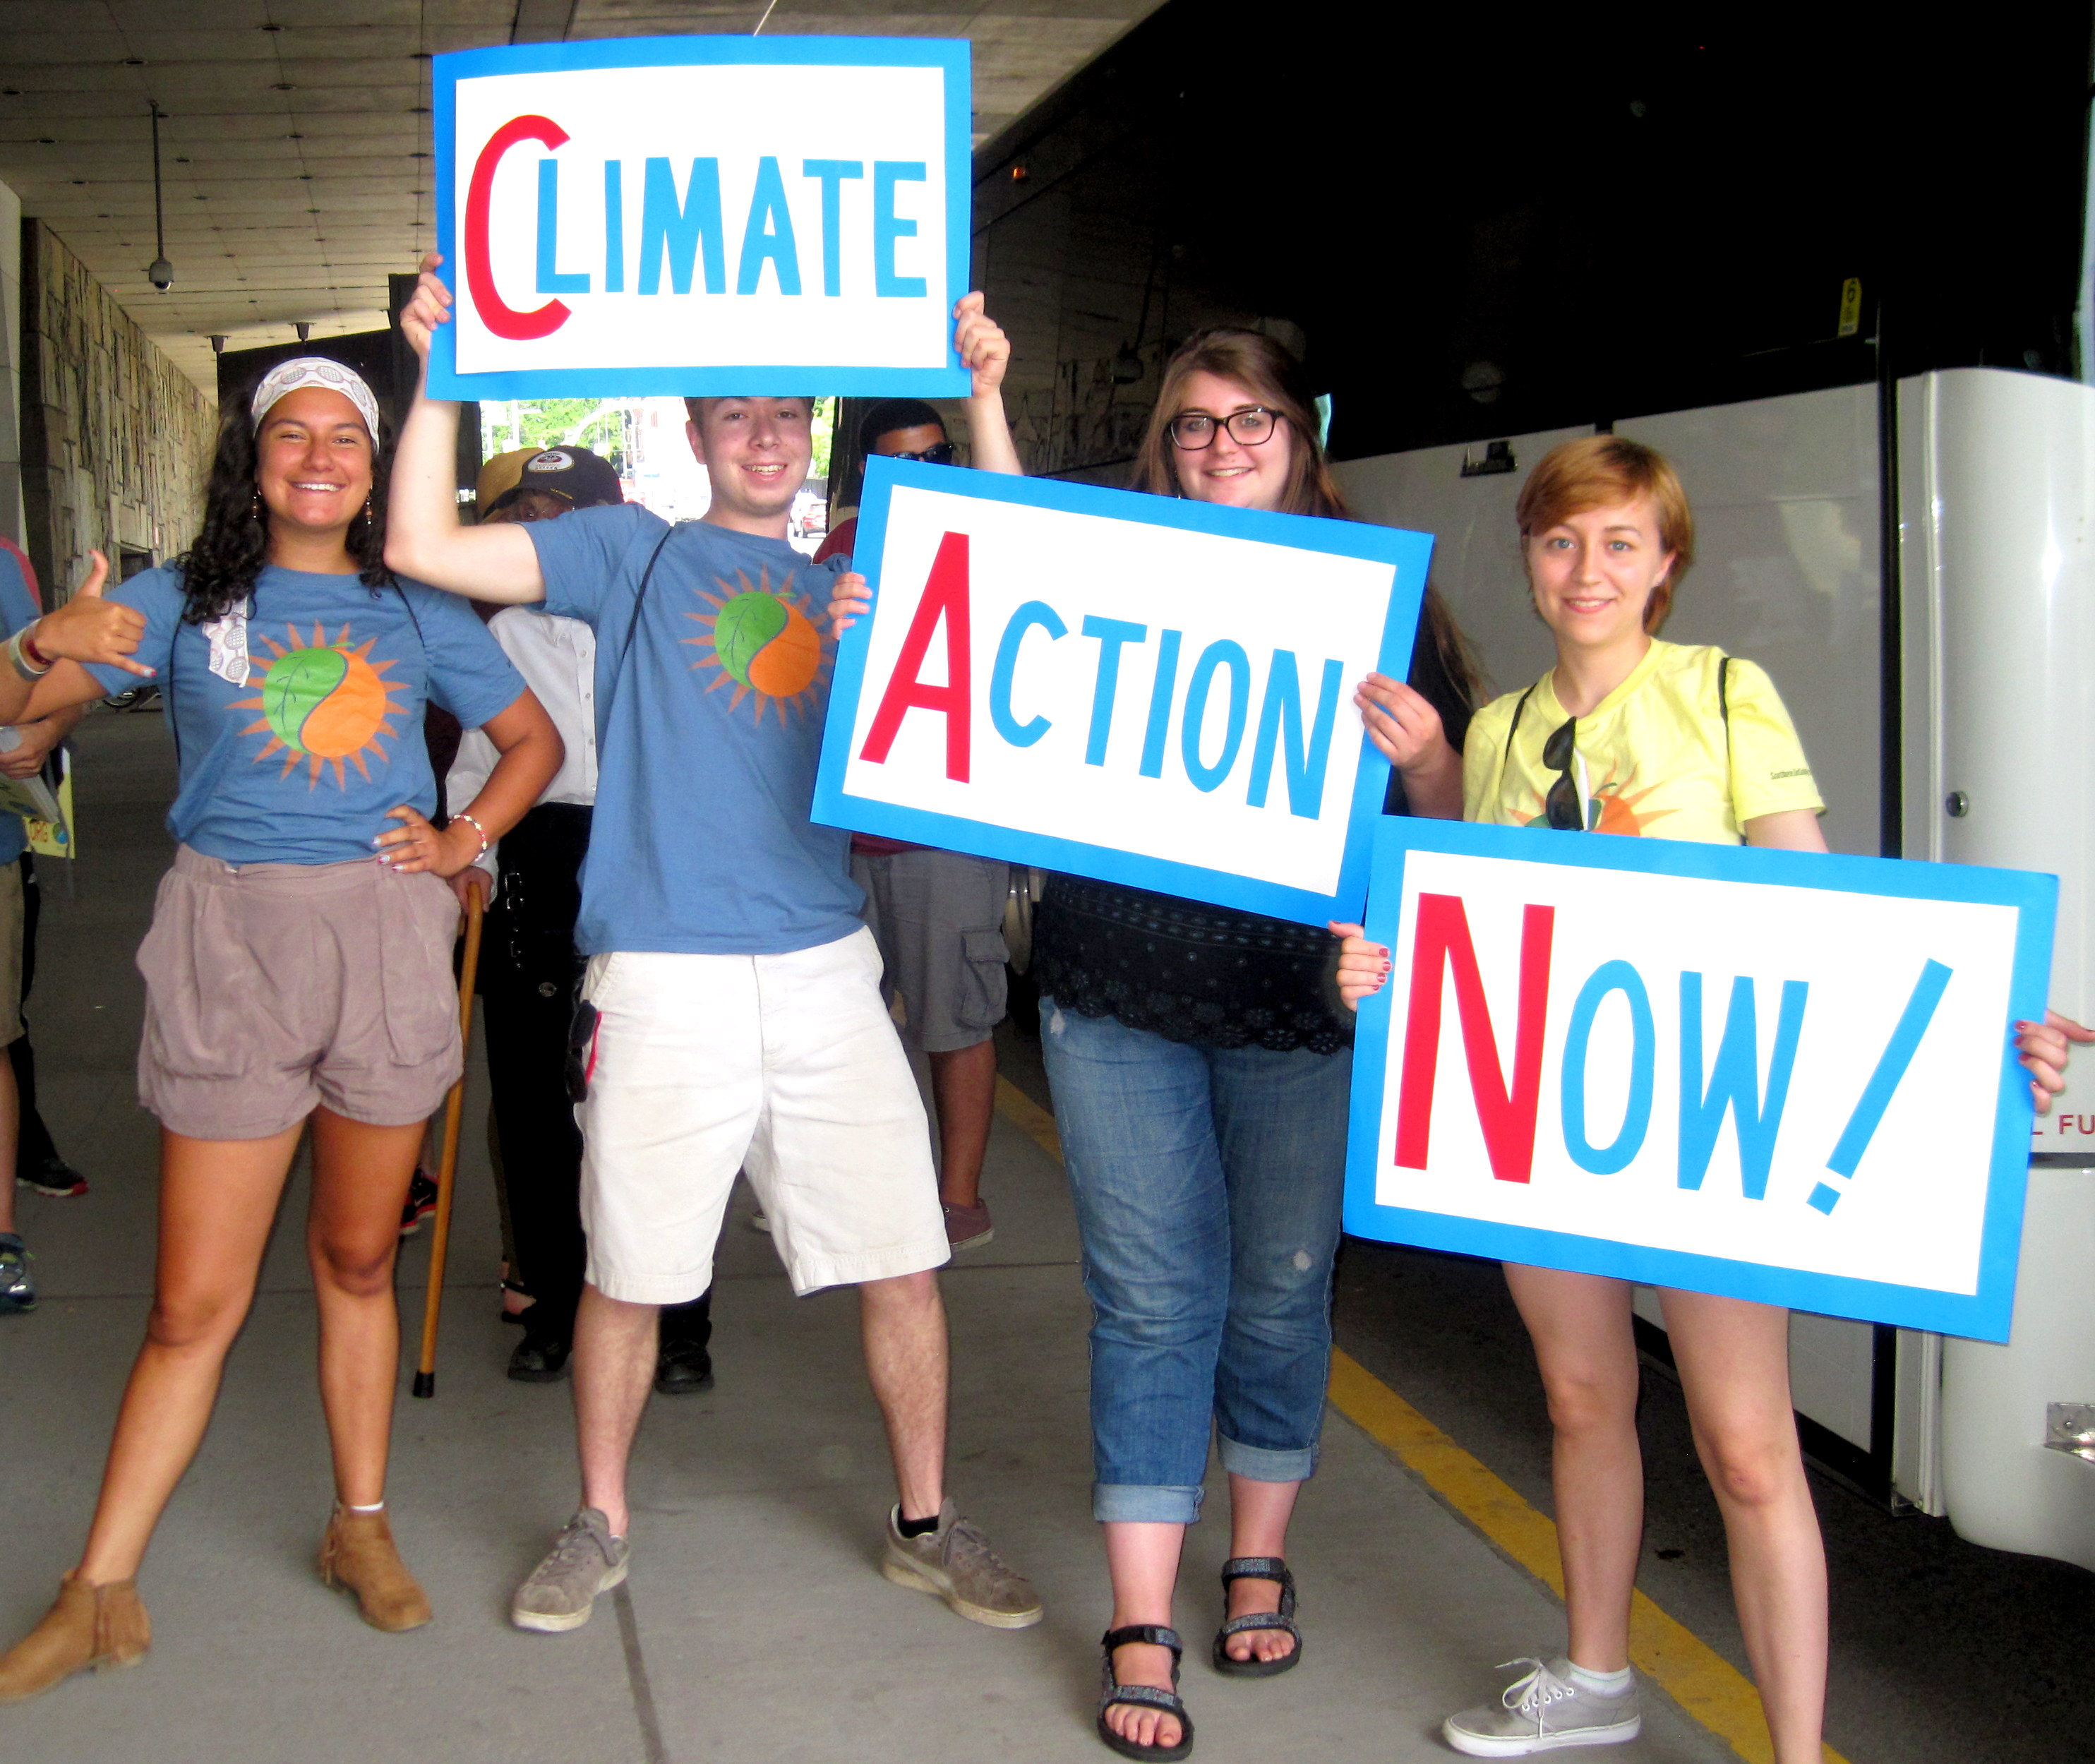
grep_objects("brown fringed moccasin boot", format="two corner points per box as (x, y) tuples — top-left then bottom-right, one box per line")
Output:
(319, 1505), (432, 1632)
(0, 1573), (150, 1703)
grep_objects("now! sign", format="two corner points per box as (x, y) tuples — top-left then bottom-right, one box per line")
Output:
(814, 459), (1431, 925)
(1343, 818), (2057, 1340)
(429, 37), (970, 399)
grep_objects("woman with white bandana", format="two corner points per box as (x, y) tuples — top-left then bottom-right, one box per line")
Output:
(0, 359), (562, 1701)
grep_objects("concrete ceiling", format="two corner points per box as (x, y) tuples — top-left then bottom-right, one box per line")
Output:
(0, 0), (1162, 394)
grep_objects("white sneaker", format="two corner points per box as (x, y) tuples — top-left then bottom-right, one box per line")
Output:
(1443, 1658), (1642, 1756)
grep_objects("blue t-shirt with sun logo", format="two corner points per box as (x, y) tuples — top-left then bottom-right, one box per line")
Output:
(526, 504), (858, 956)
(85, 563), (525, 867)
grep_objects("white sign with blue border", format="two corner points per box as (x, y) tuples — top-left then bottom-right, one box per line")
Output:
(429, 36), (971, 399)
(813, 457), (1433, 926)
(1343, 818), (2056, 1341)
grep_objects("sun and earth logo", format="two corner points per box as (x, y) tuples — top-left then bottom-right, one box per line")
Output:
(233, 625), (409, 788)
(685, 569), (830, 724)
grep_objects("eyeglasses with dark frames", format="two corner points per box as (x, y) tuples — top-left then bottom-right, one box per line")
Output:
(881, 440), (956, 465)
(1165, 407), (1281, 451)
(1542, 716), (1587, 831)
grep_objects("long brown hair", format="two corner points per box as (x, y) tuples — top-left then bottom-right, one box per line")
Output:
(1132, 327), (1479, 716)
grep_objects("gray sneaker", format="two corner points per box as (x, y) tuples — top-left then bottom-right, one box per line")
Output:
(1443, 1657), (1642, 1756)
(510, 1508), (629, 1633)
(0, 1234), (35, 1314)
(881, 1499), (1042, 1629)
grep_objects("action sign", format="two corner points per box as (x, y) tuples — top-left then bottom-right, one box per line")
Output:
(1343, 818), (2056, 1340)
(430, 37), (971, 399)
(814, 458), (1432, 926)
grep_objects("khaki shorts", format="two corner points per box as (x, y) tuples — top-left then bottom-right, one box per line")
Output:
(575, 928), (947, 1302)
(136, 846), (464, 1141)
(850, 848), (1012, 1054)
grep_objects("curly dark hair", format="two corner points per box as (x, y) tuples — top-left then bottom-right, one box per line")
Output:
(172, 395), (394, 624)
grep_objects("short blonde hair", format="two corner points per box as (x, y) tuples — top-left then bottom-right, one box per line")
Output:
(1515, 436), (1694, 632)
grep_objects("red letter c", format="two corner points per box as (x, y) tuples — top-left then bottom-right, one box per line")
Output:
(464, 114), (572, 341)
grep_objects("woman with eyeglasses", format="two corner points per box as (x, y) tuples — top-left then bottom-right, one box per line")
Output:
(1338, 434), (2086, 1760)
(835, 328), (1475, 1758)
(942, 327), (1474, 1760)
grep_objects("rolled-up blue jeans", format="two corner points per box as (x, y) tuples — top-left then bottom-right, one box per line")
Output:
(1040, 997), (1351, 1525)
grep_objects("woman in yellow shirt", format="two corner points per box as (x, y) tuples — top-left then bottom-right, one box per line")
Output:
(1343, 436), (2085, 1761)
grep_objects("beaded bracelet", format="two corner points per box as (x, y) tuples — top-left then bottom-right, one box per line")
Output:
(455, 812), (491, 858)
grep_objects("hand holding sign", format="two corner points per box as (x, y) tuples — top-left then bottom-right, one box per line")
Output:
(399, 251), (453, 365)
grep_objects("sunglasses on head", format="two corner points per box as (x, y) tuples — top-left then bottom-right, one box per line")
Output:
(1542, 716), (1587, 831)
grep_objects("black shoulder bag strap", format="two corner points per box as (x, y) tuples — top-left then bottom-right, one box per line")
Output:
(1493, 681), (1539, 815)
(601, 522), (679, 736)
(1718, 654), (1739, 839)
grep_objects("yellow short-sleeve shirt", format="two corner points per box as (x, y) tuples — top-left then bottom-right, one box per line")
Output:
(1461, 640), (1823, 845)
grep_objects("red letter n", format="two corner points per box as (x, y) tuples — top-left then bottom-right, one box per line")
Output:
(1393, 892), (1555, 1184)
(858, 530), (973, 782)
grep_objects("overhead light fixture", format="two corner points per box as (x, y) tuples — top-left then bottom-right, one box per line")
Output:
(146, 101), (173, 292)
(296, 322), (312, 343)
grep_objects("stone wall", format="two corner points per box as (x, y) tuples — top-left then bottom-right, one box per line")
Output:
(18, 218), (215, 600)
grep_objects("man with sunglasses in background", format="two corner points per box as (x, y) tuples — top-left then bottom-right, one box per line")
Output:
(815, 400), (1019, 1254)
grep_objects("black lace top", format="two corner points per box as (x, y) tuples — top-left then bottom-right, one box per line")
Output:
(1033, 618), (1474, 1055)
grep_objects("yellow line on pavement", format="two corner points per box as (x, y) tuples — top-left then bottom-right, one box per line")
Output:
(995, 1075), (1061, 1162)
(991, 1081), (1848, 1764)
(1326, 1351), (1848, 1763)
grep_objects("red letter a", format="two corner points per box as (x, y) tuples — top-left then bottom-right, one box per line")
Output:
(858, 531), (973, 782)
(1393, 893), (1554, 1184)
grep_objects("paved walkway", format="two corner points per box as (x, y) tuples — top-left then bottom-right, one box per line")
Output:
(0, 709), (1739, 1763)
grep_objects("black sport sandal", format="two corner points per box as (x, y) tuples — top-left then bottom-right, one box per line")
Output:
(1097, 1624), (1194, 1760)
(1210, 1557), (1302, 1677)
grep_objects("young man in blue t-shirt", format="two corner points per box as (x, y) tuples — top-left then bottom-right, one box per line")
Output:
(389, 260), (1042, 1636)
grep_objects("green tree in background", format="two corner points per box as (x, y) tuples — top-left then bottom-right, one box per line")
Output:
(482, 397), (832, 484)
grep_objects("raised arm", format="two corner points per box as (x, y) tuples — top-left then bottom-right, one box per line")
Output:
(385, 255), (545, 604)
(955, 293), (1022, 477)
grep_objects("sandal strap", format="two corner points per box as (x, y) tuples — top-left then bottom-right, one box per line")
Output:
(1218, 1556), (1295, 1619)
(1217, 1610), (1301, 1638)
(1220, 1556), (1291, 1586)
(1102, 1624), (1184, 1661)
(1100, 1683), (1187, 1717)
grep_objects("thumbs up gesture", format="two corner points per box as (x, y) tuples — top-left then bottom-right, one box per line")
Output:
(32, 551), (154, 676)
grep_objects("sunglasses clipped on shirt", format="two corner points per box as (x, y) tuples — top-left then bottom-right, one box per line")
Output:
(1542, 715), (1590, 831)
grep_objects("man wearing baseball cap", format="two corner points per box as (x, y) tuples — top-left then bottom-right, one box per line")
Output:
(455, 445), (718, 1394)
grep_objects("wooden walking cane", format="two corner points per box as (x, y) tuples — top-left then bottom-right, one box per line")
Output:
(412, 883), (485, 1399)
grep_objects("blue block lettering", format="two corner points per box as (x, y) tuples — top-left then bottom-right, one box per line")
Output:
(1560, 961), (1656, 1175)
(535, 158), (589, 294)
(736, 155), (802, 296)
(602, 160), (625, 293)
(803, 159), (863, 296)
(1247, 651), (1344, 817)
(1080, 617), (1147, 767)
(873, 162), (928, 298)
(1181, 640), (1251, 793)
(1139, 630), (1182, 779)
(1678, 972), (1809, 1199)
(638, 157), (726, 296)
(990, 601), (1066, 748)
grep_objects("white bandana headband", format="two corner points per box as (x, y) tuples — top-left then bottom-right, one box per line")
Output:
(249, 356), (383, 446)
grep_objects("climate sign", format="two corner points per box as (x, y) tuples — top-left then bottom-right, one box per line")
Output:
(815, 458), (1431, 926)
(429, 37), (971, 399)
(1343, 818), (2056, 1340)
